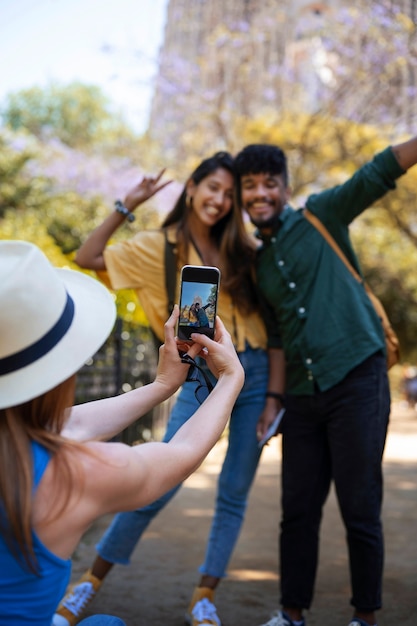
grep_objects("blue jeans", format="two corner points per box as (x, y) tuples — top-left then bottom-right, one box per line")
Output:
(79, 617), (125, 625)
(96, 346), (268, 579)
(280, 351), (390, 612)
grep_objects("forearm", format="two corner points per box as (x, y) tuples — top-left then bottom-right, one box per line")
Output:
(76, 170), (171, 270)
(88, 369), (244, 515)
(265, 347), (286, 410)
(254, 348), (285, 439)
(75, 211), (126, 270)
(391, 136), (417, 171)
(267, 348), (285, 392)
(62, 380), (177, 442)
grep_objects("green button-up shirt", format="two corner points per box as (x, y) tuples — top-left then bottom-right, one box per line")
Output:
(256, 147), (405, 395)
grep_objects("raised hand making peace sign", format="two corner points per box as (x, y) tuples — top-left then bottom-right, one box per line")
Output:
(124, 168), (173, 213)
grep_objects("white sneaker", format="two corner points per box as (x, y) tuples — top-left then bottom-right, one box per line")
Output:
(190, 598), (221, 626)
(185, 587), (221, 626)
(52, 570), (102, 626)
(259, 610), (305, 626)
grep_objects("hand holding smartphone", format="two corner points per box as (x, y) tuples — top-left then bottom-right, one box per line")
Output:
(177, 265), (220, 342)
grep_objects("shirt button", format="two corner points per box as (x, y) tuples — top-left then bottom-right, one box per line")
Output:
(289, 282), (296, 289)
(271, 237), (276, 243)
(299, 307), (305, 314)
(307, 371), (314, 380)
(278, 260), (284, 266)
(306, 358), (312, 364)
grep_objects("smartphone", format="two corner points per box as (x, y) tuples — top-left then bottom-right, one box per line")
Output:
(177, 265), (220, 342)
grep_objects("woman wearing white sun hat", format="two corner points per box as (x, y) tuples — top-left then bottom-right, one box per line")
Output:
(0, 240), (244, 626)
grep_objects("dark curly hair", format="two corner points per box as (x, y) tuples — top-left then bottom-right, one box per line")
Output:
(234, 144), (289, 206)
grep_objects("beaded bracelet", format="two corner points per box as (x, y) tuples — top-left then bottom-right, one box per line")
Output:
(115, 200), (135, 222)
(266, 391), (285, 404)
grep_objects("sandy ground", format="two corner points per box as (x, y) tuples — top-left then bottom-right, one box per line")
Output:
(69, 401), (417, 626)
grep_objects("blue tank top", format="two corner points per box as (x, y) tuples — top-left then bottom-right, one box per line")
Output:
(0, 441), (71, 625)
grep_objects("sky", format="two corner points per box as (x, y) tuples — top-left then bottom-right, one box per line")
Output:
(0, 0), (169, 134)
(180, 282), (216, 309)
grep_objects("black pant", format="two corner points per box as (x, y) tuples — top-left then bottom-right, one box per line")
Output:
(280, 352), (390, 612)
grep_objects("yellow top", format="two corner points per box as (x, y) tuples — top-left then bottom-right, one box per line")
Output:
(101, 227), (266, 352)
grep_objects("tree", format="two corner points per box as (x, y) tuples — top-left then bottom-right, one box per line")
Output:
(0, 126), (163, 327)
(316, 2), (417, 133)
(148, 1), (417, 162)
(1, 82), (137, 151)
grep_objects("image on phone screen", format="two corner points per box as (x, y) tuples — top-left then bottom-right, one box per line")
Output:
(178, 265), (220, 341)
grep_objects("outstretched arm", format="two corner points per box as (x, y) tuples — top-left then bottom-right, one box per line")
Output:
(84, 314), (244, 515)
(391, 135), (417, 171)
(62, 306), (194, 442)
(75, 169), (172, 271)
(39, 312), (244, 559)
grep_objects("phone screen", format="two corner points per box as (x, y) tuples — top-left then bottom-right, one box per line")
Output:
(178, 265), (220, 341)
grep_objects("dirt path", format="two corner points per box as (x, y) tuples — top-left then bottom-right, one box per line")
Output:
(70, 402), (417, 625)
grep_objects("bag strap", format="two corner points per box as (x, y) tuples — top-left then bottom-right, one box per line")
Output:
(149, 230), (177, 352)
(304, 209), (400, 368)
(303, 209), (362, 283)
(163, 228), (177, 315)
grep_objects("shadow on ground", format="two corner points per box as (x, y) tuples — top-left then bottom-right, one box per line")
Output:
(69, 402), (417, 625)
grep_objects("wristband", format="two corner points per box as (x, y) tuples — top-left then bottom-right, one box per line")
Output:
(266, 391), (285, 404)
(115, 200), (135, 222)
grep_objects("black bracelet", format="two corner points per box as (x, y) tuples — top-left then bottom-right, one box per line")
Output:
(115, 200), (135, 222)
(266, 391), (285, 404)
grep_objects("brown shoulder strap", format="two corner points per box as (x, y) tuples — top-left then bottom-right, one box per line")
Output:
(303, 208), (362, 283)
(304, 210), (400, 368)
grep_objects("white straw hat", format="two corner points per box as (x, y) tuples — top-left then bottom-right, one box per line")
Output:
(0, 240), (116, 409)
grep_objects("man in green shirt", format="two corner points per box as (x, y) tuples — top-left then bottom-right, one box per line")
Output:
(234, 136), (417, 626)
(194, 302), (211, 328)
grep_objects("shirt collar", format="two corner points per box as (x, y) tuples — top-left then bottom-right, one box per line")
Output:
(254, 204), (292, 242)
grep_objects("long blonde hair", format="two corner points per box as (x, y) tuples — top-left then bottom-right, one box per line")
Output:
(0, 376), (78, 572)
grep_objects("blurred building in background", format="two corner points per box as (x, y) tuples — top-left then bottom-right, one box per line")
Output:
(148, 0), (417, 157)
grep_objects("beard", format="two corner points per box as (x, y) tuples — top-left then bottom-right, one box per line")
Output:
(248, 211), (282, 231)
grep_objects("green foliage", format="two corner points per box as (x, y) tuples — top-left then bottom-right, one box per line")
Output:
(1, 82), (137, 151)
(0, 205), (150, 326)
(0, 129), (52, 218)
(0, 124), (160, 328)
(233, 112), (389, 195)
(0, 207), (74, 267)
